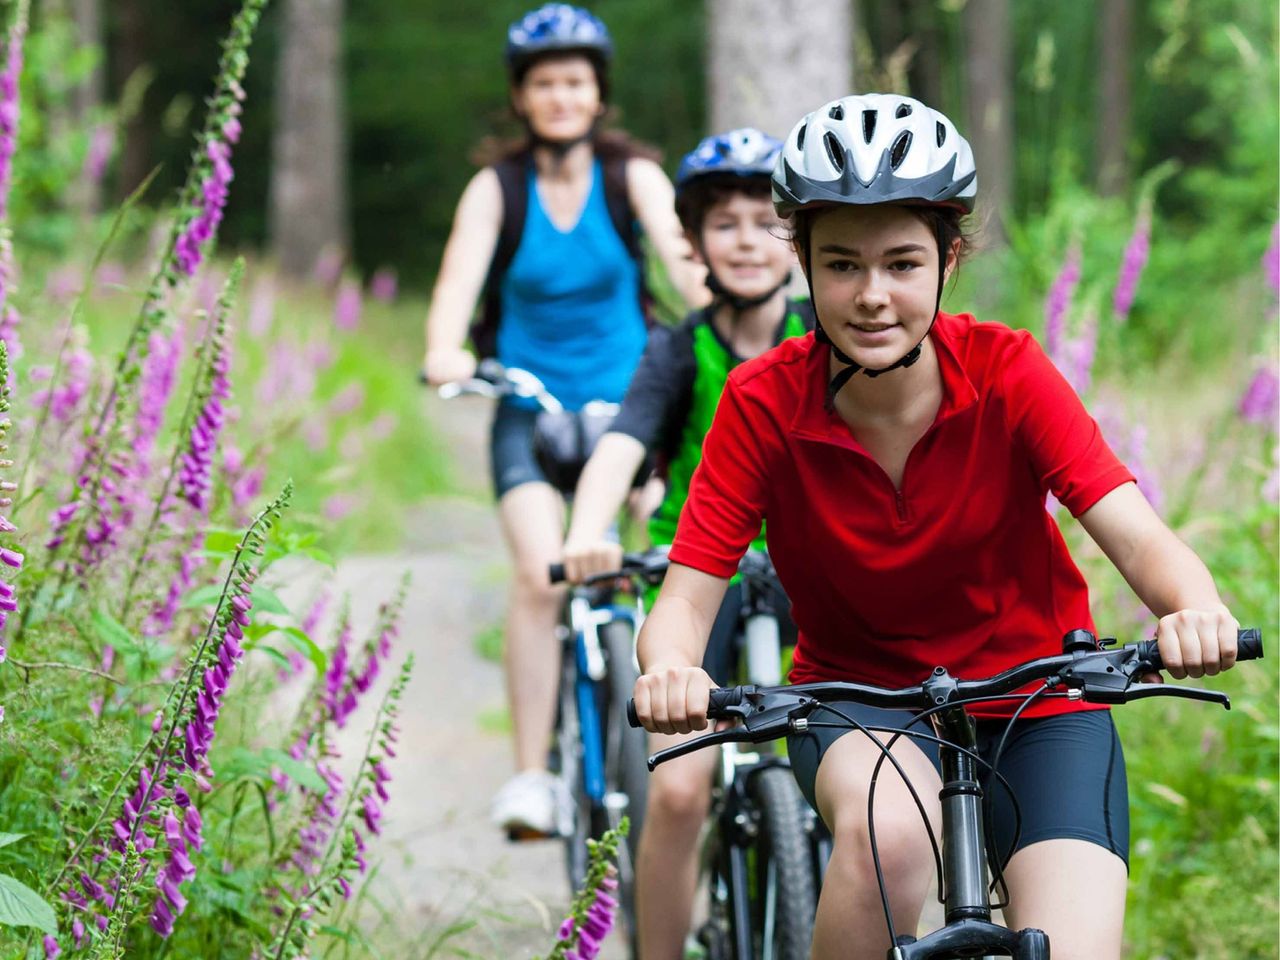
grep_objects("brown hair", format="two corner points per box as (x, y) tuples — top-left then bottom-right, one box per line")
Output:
(675, 176), (775, 238)
(787, 204), (976, 271)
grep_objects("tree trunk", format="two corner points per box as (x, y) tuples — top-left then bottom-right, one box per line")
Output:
(268, 0), (348, 279)
(905, 0), (943, 107)
(707, 0), (854, 141)
(1095, 0), (1132, 195)
(962, 0), (1014, 243)
(113, 0), (150, 202)
(71, 0), (105, 213)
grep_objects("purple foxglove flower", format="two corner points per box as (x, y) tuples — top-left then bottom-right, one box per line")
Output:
(329, 383), (365, 417)
(1043, 245), (1081, 362)
(1112, 206), (1150, 322)
(83, 123), (115, 183)
(1239, 366), (1279, 429)
(369, 267), (398, 302)
(334, 278), (362, 331)
(43, 935), (59, 959)
(313, 245), (344, 287)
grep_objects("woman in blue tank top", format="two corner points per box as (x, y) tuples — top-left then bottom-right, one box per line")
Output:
(421, 4), (704, 839)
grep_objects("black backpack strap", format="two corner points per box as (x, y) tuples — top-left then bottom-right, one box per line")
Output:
(600, 153), (654, 324)
(472, 154), (531, 358)
(789, 296), (817, 332)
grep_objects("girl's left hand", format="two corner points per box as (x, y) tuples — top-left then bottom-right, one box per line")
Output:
(1152, 606), (1240, 680)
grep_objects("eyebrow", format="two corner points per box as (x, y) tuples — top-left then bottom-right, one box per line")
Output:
(816, 243), (929, 257)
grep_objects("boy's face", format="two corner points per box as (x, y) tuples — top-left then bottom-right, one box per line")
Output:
(693, 193), (795, 303)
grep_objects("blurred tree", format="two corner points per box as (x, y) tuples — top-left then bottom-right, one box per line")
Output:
(707, 0), (852, 139)
(1095, 0), (1132, 195)
(269, 0), (348, 278)
(963, 0), (1013, 241)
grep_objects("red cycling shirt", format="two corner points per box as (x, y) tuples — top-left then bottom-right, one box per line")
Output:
(668, 312), (1136, 719)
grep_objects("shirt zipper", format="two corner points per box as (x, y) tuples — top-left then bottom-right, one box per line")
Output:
(894, 489), (908, 522)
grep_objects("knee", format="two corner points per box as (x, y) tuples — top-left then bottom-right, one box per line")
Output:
(829, 802), (934, 888)
(647, 769), (712, 827)
(511, 562), (562, 608)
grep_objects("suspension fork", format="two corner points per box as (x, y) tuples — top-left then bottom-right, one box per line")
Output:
(928, 700), (990, 924)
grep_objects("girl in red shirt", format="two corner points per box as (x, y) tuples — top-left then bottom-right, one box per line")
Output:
(631, 94), (1241, 960)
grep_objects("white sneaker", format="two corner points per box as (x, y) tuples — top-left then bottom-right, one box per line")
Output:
(491, 769), (570, 837)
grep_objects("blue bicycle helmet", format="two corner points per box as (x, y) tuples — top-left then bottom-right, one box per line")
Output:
(505, 4), (613, 73)
(676, 128), (784, 200)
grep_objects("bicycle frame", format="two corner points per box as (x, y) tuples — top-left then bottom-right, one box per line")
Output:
(567, 593), (642, 805)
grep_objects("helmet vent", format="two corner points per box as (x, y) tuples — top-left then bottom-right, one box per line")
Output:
(795, 123), (807, 151)
(828, 103), (844, 121)
(889, 131), (912, 169)
(895, 102), (913, 119)
(936, 122), (947, 147)
(862, 110), (877, 144)
(823, 132), (845, 172)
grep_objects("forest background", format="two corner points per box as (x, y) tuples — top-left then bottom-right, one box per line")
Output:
(0, 0), (1274, 958)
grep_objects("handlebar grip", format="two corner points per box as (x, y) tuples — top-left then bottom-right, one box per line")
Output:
(627, 686), (748, 728)
(1136, 628), (1263, 671)
(707, 686), (747, 719)
(548, 563), (566, 585)
(417, 369), (429, 385)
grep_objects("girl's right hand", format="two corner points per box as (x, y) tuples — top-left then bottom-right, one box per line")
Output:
(632, 665), (714, 735)
(561, 537), (624, 585)
(422, 347), (477, 386)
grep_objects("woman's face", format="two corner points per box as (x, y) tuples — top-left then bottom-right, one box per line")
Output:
(806, 204), (952, 370)
(512, 55), (602, 143)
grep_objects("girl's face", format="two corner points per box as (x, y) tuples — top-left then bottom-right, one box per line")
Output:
(806, 204), (953, 370)
(511, 55), (602, 143)
(695, 192), (795, 302)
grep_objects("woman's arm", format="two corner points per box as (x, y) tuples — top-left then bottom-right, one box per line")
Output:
(422, 168), (503, 384)
(561, 433), (648, 581)
(633, 563), (730, 734)
(1078, 482), (1239, 679)
(625, 156), (710, 310)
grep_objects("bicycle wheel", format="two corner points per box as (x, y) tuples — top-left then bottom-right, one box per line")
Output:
(602, 619), (648, 843)
(601, 618), (647, 951)
(747, 765), (818, 960)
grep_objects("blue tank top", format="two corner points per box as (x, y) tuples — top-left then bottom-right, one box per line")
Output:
(497, 160), (647, 412)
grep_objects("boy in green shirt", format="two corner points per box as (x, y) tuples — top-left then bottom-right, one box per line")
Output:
(561, 128), (810, 959)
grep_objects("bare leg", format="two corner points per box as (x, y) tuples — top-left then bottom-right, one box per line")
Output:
(809, 731), (942, 960)
(1001, 839), (1126, 960)
(635, 732), (717, 960)
(497, 482), (566, 772)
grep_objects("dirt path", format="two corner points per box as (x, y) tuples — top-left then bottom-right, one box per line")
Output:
(292, 395), (629, 959)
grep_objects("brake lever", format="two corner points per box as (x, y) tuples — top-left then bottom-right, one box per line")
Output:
(647, 693), (813, 769)
(1120, 683), (1231, 709)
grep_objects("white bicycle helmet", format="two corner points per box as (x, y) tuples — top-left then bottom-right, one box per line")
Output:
(772, 94), (976, 216)
(770, 94), (977, 399)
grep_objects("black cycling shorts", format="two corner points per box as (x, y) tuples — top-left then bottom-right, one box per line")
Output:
(787, 704), (1128, 867)
(489, 402), (545, 499)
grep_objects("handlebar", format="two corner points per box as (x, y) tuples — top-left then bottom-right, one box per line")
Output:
(428, 359), (564, 414)
(624, 629), (1263, 765)
(549, 549), (671, 587)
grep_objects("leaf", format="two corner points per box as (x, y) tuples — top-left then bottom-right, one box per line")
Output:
(90, 610), (140, 654)
(250, 586), (289, 616)
(182, 584), (225, 609)
(260, 749), (328, 794)
(0, 874), (57, 934)
(0, 834), (25, 850)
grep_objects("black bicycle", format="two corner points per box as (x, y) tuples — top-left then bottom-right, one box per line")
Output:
(616, 548), (823, 960)
(632, 627), (1263, 959)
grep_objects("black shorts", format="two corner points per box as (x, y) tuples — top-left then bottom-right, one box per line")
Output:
(489, 402), (545, 499)
(787, 704), (1128, 867)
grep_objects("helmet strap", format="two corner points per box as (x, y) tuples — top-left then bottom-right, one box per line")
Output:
(806, 218), (949, 411)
